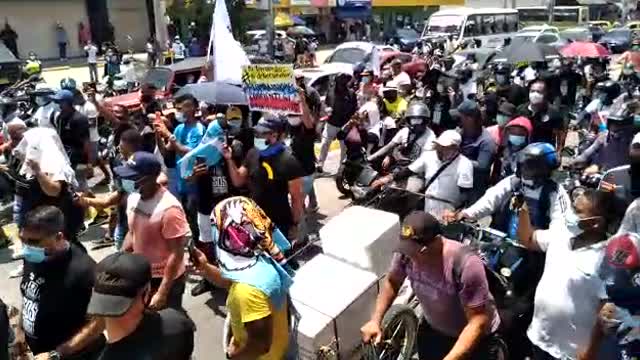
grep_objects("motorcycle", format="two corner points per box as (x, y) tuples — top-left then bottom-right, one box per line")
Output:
(335, 147), (379, 197)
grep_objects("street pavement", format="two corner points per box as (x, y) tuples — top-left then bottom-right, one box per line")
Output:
(0, 47), (348, 358)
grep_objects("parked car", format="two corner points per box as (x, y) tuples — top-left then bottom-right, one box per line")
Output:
(588, 20), (612, 31)
(560, 27), (593, 42)
(324, 41), (396, 75)
(104, 56), (207, 111)
(625, 21), (640, 31)
(286, 25), (326, 43)
(512, 31), (568, 49)
(385, 28), (421, 52)
(295, 66), (353, 101)
(588, 25), (607, 42)
(598, 28), (633, 54)
(0, 43), (21, 91)
(518, 25), (560, 34)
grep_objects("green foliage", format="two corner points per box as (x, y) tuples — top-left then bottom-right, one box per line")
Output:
(166, 0), (260, 40)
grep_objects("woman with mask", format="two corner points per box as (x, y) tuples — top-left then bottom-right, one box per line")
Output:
(289, 89), (319, 213)
(491, 116), (533, 184)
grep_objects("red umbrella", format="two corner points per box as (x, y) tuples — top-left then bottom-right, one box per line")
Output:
(560, 42), (610, 58)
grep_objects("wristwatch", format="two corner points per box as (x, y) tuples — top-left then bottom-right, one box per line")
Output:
(48, 350), (62, 360)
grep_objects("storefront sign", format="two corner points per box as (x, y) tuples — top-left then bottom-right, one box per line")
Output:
(291, 0), (312, 5)
(242, 64), (302, 114)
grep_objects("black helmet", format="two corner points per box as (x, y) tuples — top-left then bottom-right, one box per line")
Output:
(595, 80), (621, 99)
(60, 77), (77, 90)
(517, 142), (559, 182)
(405, 102), (430, 121)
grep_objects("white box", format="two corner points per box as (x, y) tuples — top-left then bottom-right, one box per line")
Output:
(291, 254), (379, 359)
(320, 206), (400, 277)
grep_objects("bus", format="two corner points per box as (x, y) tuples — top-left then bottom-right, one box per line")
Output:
(517, 6), (590, 27)
(421, 8), (519, 49)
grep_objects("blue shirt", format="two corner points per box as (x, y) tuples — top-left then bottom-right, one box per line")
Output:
(174, 122), (205, 194)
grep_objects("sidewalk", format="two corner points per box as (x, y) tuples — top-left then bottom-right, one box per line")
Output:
(42, 53), (147, 72)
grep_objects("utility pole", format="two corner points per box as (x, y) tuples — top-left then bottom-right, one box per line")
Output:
(267, 0), (275, 58)
(547, 0), (555, 25)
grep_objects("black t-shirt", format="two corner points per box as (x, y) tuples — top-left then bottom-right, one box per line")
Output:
(20, 244), (96, 355)
(196, 161), (234, 215)
(290, 124), (316, 176)
(244, 148), (305, 229)
(516, 102), (565, 144)
(97, 309), (195, 360)
(55, 109), (90, 167)
(327, 89), (357, 128)
(495, 85), (528, 107)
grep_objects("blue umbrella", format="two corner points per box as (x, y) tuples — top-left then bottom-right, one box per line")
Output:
(175, 81), (247, 105)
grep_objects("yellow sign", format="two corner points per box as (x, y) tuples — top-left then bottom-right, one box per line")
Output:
(372, 0), (463, 6)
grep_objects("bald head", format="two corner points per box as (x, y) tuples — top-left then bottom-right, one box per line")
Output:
(7, 121), (27, 145)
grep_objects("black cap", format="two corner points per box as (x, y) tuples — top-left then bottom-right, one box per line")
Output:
(396, 211), (442, 255)
(498, 101), (516, 117)
(254, 113), (286, 134)
(449, 99), (481, 120)
(87, 253), (152, 317)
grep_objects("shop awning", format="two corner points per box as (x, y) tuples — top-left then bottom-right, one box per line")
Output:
(335, 6), (372, 20)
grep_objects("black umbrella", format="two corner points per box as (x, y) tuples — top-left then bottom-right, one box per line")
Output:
(497, 42), (560, 64)
(175, 81), (248, 105)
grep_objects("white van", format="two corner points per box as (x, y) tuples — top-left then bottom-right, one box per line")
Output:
(421, 7), (519, 49)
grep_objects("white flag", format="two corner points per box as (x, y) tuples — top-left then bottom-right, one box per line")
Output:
(207, 0), (250, 83)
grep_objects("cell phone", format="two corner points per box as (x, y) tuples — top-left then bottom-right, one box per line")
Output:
(187, 240), (198, 265)
(195, 156), (206, 165)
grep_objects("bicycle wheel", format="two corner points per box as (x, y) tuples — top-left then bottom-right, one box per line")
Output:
(374, 305), (418, 360)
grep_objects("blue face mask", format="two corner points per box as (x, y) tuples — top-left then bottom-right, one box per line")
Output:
(508, 135), (526, 147)
(361, 77), (370, 85)
(565, 211), (584, 236)
(23, 244), (47, 263)
(254, 138), (269, 151)
(121, 179), (137, 194)
(228, 120), (242, 129)
(634, 115), (640, 128)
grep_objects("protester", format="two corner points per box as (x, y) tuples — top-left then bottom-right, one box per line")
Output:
(84, 41), (99, 83)
(115, 151), (190, 310)
(190, 196), (292, 360)
(517, 189), (612, 360)
(16, 206), (105, 359)
(225, 114), (305, 243)
(390, 59), (411, 94)
(491, 116), (533, 182)
(361, 211), (502, 360)
(87, 253), (195, 360)
(486, 100), (517, 147)
(517, 80), (567, 149)
(372, 130), (473, 219)
(317, 73), (357, 173)
(31, 85), (58, 129)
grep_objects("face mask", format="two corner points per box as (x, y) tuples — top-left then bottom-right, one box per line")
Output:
(29, 56), (36, 61)
(529, 91), (544, 105)
(361, 77), (370, 85)
(634, 115), (640, 128)
(436, 85), (444, 93)
(254, 138), (269, 151)
(121, 179), (137, 194)
(409, 118), (424, 126)
(23, 244), (46, 263)
(508, 135), (526, 147)
(624, 69), (634, 76)
(565, 211), (584, 236)
(521, 178), (541, 189)
(496, 75), (507, 85)
(496, 114), (510, 126)
(175, 112), (186, 123)
(288, 117), (302, 126)
(228, 120), (242, 129)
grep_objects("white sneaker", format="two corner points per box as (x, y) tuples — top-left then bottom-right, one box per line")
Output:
(9, 264), (23, 278)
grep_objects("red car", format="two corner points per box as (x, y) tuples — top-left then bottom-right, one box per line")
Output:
(379, 51), (426, 79)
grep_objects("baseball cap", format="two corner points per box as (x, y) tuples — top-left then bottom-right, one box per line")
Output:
(395, 211), (442, 256)
(87, 252), (151, 317)
(605, 233), (640, 270)
(50, 89), (75, 103)
(450, 99), (480, 119)
(226, 106), (243, 120)
(114, 151), (162, 179)
(433, 130), (462, 147)
(254, 113), (286, 134)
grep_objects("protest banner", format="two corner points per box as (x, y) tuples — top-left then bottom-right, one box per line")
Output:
(241, 64), (302, 114)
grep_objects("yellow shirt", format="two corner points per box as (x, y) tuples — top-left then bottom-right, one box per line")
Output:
(226, 282), (289, 360)
(383, 97), (408, 118)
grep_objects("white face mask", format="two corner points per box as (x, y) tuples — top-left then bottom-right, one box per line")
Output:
(529, 91), (544, 105)
(175, 112), (186, 123)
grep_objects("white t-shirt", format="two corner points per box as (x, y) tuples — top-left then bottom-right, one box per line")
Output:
(528, 227), (607, 359)
(392, 71), (411, 87)
(391, 127), (435, 150)
(618, 198), (640, 235)
(409, 151), (473, 220)
(84, 45), (98, 64)
(75, 101), (100, 142)
(359, 100), (380, 131)
(460, 80), (477, 99)
(33, 102), (59, 129)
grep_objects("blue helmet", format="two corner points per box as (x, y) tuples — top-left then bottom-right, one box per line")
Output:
(60, 77), (77, 90)
(517, 142), (559, 181)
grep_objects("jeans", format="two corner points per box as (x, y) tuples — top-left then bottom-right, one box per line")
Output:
(302, 175), (318, 208)
(151, 274), (186, 310)
(113, 218), (128, 250)
(417, 319), (504, 360)
(58, 42), (67, 59)
(75, 165), (89, 192)
(317, 123), (346, 167)
(166, 168), (180, 198)
(180, 192), (199, 243)
(88, 63), (98, 83)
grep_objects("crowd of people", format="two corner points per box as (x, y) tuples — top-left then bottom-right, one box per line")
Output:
(4, 28), (640, 360)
